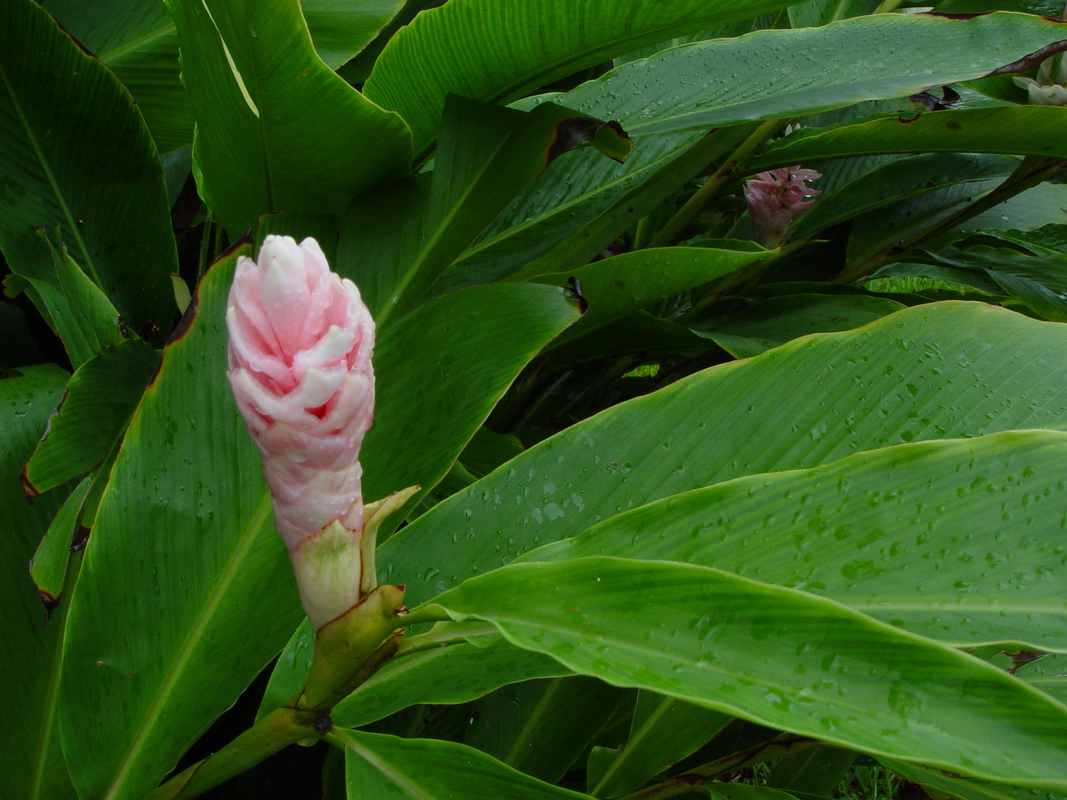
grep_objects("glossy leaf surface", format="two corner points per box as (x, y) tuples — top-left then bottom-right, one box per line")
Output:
(531, 245), (772, 345)
(58, 246), (304, 800)
(24, 339), (159, 495)
(364, 0), (813, 151)
(526, 431), (1067, 651)
(750, 106), (1067, 174)
(380, 303), (1067, 608)
(431, 557), (1067, 787)
(537, 13), (1067, 137)
(362, 282), (580, 515)
(0, 364), (77, 800)
(338, 728), (593, 799)
(0, 0), (177, 341)
(166, 0), (412, 233)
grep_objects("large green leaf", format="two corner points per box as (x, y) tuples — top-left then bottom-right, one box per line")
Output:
(337, 729), (593, 799)
(428, 557), (1067, 787)
(464, 676), (629, 783)
(882, 758), (1067, 800)
(1018, 655), (1067, 706)
(438, 129), (703, 294)
(589, 692), (731, 798)
(363, 0), (813, 151)
(379, 303), (1067, 607)
(528, 13), (1067, 137)
(39, 0), (193, 154)
(57, 245), (305, 800)
(0, 0), (177, 341)
(166, 0), (412, 233)
(748, 107), (1067, 174)
(693, 293), (907, 358)
(40, 0), (406, 153)
(791, 154), (1025, 242)
(0, 364), (78, 800)
(23, 339), (159, 495)
(300, 0), (406, 69)
(361, 281), (581, 515)
(330, 635), (573, 728)
(339, 96), (628, 326)
(525, 431), (1067, 652)
(529, 245), (773, 345)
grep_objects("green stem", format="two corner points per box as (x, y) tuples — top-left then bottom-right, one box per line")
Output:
(833, 156), (1067, 284)
(617, 735), (818, 800)
(144, 706), (320, 800)
(647, 119), (781, 249)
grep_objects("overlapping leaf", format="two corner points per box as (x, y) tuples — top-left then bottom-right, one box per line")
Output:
(379, 303), (1067, 608)
(0, 0), (177, 342)
(166, 0), (412, 233)
(428, 557), (1067, 787)
(525, 431), (1067, 652)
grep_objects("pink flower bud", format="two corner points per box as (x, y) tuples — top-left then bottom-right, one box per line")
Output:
(226, 235), (374, 627)
(743, 166), (822, 248)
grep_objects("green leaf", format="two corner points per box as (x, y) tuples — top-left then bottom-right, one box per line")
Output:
(364, 0), (815, 152)
(767, 746), (857, 797)
(41, 0), (406, 153)
(439, 129), (703, 294)
(336, 728), (593, 799)
(331, 635), (572, 729)
(530, 245), (773, 346)
(464, 677), (630, 783)
(514, 125), (758, 278)
(791, 154), (1025, 242)
(300, 0), (406, 69)
(693, 293), (907, 358)
(27, 228), (126, 368)
(39, 0), (193, 155)
(0, 0), (177, 341)
(531, 13), (1067, 137)
(379, 302), (1067, 608)
(1017, 655), (1067, 706)
(29, 475), (92, 608)
(363, 281), (581, 518)
(339, 97), (629, 325)
(0, 364), (78, 800)
(57, 245), (305, 800)
(527, 431), (1067, 652)
(749, 107), (1067, 174)
(881, 758), (1067, 800)
(460, 427), (525, 479)
(844, 170), (1015, 267)
(589, 692), (731, 798)
(166, 0), (412, 233)
(429, 557), (1067, 787)
(23, 339), (159, 495)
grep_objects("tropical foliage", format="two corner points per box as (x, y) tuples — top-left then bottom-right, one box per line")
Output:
(3, 0), (1067, 797)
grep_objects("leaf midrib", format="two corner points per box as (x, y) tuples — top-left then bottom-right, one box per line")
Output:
(0, 59), (100, 288)
(103, 494), (272, 800)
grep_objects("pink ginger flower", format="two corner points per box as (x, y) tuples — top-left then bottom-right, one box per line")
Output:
(226, 235), (375, 628)
(743, 166), (822, 248)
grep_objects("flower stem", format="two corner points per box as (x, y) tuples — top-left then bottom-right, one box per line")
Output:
(143, 706), (321, 800)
